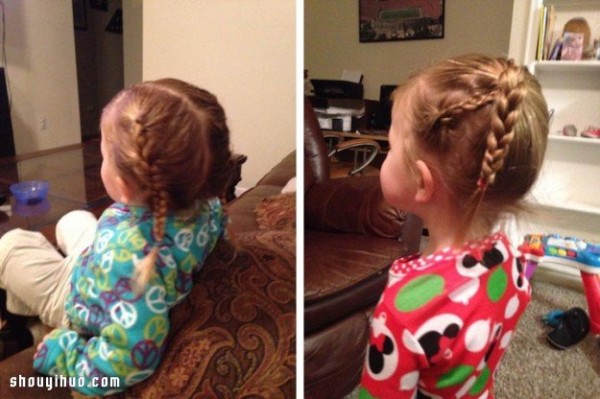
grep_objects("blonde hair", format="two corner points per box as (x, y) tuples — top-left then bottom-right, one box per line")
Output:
(101, 79), (233, 291)
(393, 54), (549, 243)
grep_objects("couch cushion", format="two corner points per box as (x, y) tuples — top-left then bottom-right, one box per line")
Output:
(304, 310), (371, 399)
(305, 176), (409, 239)
(228, 185), (284, 233)
(255, 192), (296, 231)
(256, 152), (296, 188)
(304, 230), (407, 333)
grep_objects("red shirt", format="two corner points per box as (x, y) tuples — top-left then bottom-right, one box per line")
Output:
(360, 232), (531, 399)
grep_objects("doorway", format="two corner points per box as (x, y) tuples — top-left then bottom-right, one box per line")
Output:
(73, 0), (124, 141)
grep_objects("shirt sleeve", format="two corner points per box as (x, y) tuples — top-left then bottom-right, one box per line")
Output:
(359, 303), (426, 399)
(33, 247), (170, 396)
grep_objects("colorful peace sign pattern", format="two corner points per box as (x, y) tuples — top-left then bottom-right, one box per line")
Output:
(33, 199), (226, 396)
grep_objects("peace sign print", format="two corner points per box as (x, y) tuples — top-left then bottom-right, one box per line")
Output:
(98, 340), (113, 362)
(108, 346), (135, 377)
(100, 291), (119, 307)
(73, 303), (90, 325)
(96, 229), (115, 253)
(85, 277), (100, 299)
(145, 286), (167, 314)
(131, 339), (159, 369)
(144, 315), (169, 346)
(196, 224), (210, 247)
(117, 229), (146, 251)
(103, 324), (128, 348)
(58, 331), (78, 351)
(93, 265), (110, 291)
(33, 345), (48, 369)
(88, 304), (109, 330)
(174, 228), (194, 252)
(209, 218), (218, 233)
(115, 277), (142, 302)
(100, 250), (115, 274)
(75, 357), (92, 378)
(75, 277), (93, 302)
(158, 247), (177, 269)
(110, 301), (138, 329)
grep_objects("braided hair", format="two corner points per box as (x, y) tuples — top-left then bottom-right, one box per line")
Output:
(394, 54), (549, 242)
(100, 79), (233, 292)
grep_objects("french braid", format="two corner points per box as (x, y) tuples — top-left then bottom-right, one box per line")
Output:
(396, 54), (549, 243)
(101, 79), (232, 293)
(130, 118), (171, 291)
(479, 59), (526, 189)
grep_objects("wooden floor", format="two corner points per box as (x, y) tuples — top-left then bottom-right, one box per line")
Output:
(0, 140), (110, 244)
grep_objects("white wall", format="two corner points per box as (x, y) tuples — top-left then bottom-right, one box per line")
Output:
(305, 0), (515, 100)
(143, 0), (296, 188)
(123, 0), (143, 87)
(3, 0), (81, 154)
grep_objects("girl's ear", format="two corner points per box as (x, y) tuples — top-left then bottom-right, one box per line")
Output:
(414, 160), (434, 203)
(115, 175), (138, 204)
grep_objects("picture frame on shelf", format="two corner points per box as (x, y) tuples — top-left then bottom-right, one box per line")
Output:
(359, 0), (445, 43)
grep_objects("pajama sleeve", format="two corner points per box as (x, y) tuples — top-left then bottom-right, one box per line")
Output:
(33, 248), (170, 396)
(359, 305), (427, 399)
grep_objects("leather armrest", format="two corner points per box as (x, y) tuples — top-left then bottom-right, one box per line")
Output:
(305, 175), (420, 241)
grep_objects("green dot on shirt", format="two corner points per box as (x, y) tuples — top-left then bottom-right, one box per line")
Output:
(395, 274), (445, 312)
(487, 268), (508, 302)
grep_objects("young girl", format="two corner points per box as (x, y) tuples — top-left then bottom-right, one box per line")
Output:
(0, 78), (233, 395)
(359, 54), (549, 398)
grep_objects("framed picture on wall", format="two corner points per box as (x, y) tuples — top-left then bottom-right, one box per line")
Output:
(359, 0), (445, 43)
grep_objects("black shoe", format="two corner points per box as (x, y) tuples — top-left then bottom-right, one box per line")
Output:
(0, 324), (33, 360)
(547, 307), (590, 350)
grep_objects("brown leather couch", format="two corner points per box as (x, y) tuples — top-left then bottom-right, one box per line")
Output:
(0, 153), (296, 399)
(304, 98), (423, 399)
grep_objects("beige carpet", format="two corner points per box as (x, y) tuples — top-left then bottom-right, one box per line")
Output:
(345, 280), (600, 399)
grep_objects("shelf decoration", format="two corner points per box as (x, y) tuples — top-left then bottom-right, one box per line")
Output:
(537, 5), (596, 61)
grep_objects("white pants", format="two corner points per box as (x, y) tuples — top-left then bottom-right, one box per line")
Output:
(0, 210), (98, 327)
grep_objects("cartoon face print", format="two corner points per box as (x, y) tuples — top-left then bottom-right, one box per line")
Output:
(511, 255), (529, 292)
(413, 314), (463, 364)
(456, 240), (509, 278)
(366, 312), (399, 381)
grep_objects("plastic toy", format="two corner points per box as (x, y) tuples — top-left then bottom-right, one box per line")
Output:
(520, 233), (600, 335)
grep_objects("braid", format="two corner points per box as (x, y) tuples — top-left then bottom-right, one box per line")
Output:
(394, 54), (549, 245)
(431, 90), (499, 150)
(131, 117), (172, 293)
(102, 79), (234, 293)
(479, 60), (526, 189)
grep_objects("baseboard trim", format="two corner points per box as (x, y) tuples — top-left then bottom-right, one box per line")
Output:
(532, 263), (584, 293)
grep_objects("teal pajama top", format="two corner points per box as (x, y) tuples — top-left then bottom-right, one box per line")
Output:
(33, 199), (226, 396)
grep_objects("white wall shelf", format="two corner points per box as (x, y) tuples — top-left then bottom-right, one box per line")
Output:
(507, 0), (600, 286)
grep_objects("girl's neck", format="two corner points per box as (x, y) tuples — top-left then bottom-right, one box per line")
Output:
(419, 206), (493, 257)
